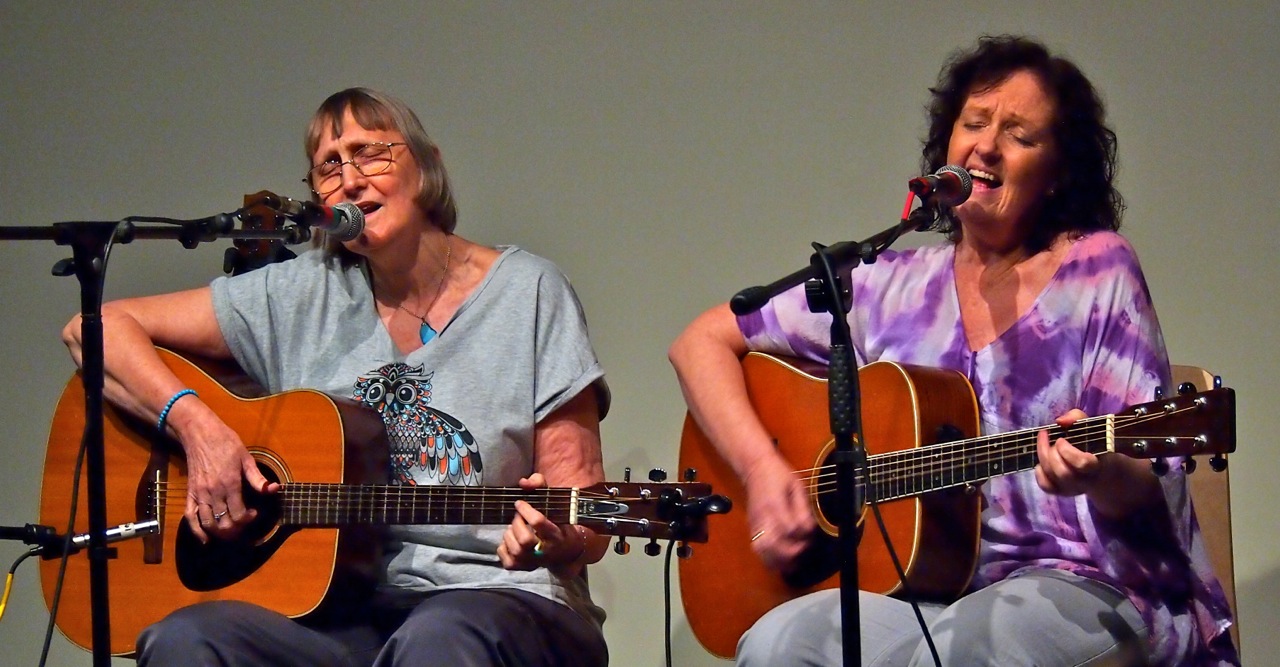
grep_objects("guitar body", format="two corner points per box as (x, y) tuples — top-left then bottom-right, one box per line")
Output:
(677, 353), (982, 659)
(39, 349), (388, 656)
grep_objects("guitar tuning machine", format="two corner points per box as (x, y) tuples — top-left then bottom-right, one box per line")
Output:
(676, 543), (693, 559)
(683, 468), (698, 482)
(644, 539), (662, 557)
(608, 517), (630, 554)
(606, 467), (632, 498)
(1210, 453), (1228, 472)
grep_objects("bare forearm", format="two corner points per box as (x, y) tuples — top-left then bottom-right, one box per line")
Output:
(64, 308), (192, 425)
(534, 390), (609, 569)
(668, 305), (779, 483)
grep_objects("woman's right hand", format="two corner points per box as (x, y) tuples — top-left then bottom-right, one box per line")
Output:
(167, 398), (277, 544)
(743, 452), (816, 573)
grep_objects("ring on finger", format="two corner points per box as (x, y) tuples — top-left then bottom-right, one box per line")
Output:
(213, 511), (227, 520)
(533, 540), (544, 557)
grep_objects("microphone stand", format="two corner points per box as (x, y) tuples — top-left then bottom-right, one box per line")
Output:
(729, 204), (938, 667)
(0, 211), (300, 667)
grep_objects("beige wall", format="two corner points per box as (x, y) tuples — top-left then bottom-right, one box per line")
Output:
(1, 2), (1275, 665)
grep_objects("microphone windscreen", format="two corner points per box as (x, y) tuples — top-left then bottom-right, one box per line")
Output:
(937, 165), (973, 204)
(329, 202), (365, 242)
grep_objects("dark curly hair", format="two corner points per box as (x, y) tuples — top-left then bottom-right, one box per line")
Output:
(921, 35), (1123, 252)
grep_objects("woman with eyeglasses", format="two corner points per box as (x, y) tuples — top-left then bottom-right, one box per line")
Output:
(62, 87), (611, 666)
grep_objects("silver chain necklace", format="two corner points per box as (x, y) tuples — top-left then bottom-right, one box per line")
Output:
(395, 238), (452, 344)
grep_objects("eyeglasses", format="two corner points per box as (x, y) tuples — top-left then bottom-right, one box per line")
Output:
(305, 142), (406, 196)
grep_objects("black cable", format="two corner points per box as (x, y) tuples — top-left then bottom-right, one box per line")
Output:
(39, 398), (90, 667)
(664, 541), (674, 667)
(9, 548), (39, 576)
(867, 499), (941, 666)
(1, 548), (41, 621)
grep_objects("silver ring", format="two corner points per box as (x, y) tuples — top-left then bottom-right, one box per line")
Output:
(213, 511), (227, 520)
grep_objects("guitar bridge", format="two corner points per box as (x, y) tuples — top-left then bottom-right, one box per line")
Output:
(137, 447), (169, 564)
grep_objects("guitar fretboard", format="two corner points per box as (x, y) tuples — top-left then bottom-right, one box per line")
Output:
(863, 415), (1116, 502)
(276, 485), (580, 527)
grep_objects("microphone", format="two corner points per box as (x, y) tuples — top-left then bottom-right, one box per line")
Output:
(2, 520), (160, 558)
(38, 520), (161, 559)
(262, 195), (365, 243)
(908, 165), (973, 205)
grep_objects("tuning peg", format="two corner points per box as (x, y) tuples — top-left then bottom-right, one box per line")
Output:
(623, 467), (632, 483)
(1153, 385), (1165, 400)
(676, 543), (693, 559)
(680, 494), (732, 517)
(613, 537), (630, 555)
(1177, 382), (1197, 396)
(1181, 456), (1198, 474)
(644, 539), (662, 557)
(648, 468), (668, 483)
(1150, 458), (1169, 476)
(683, 468), (698, 482)
(1210, 453), (1228, 472)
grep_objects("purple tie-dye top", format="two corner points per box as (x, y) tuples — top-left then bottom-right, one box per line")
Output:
(738, 231), (1237, 665)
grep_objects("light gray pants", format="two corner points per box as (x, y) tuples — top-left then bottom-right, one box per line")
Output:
(737, 570), (1148, 666)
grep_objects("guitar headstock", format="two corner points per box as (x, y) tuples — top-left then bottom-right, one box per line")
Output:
(1113, 387), (1236, 460)
(224, 191), (297, 276)
(574, 481), (730, 544)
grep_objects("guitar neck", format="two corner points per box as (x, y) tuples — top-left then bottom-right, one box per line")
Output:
(865, 384), (1233, 502)
(276, 484), (580, 527)
(865, 416), (1111, 502)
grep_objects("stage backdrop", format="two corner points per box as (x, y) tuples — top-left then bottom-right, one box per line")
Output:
(1, 2), (1275, 665)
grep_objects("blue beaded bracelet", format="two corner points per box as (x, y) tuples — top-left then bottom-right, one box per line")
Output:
(156, 389), (197, 433)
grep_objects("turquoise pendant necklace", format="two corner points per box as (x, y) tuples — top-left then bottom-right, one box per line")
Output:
(395, 239), (452, 346)
(418, 321), (439, 345)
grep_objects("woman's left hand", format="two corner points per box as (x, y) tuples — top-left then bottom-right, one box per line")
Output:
(1034, 409), (1105, 496)
(497, 472), (588, 575)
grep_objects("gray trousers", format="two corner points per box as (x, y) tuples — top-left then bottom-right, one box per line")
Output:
(136, 588), (608, 667)
(737, 570), (1148, 666)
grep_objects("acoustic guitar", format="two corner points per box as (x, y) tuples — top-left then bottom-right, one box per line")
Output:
(40, 348), (725, 655)
(677, 352), (1235, 658)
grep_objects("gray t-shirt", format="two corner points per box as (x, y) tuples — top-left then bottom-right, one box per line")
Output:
(209, 245), (608, 627)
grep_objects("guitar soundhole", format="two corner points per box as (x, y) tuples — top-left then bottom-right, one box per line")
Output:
(812, 448), (850, 530)
(173, 464), (289, 592)
(780, 448), (855, 590)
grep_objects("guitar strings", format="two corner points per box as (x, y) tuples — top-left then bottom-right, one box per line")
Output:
(803, 409), (1192, 499)
(789, 402), (1208, 501)
(145, 485), (660, 522)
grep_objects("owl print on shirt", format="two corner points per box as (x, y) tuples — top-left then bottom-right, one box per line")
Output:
(353, 362), (481, 486)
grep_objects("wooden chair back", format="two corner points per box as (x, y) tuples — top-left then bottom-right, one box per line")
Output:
(1171, 364), (1239, 654)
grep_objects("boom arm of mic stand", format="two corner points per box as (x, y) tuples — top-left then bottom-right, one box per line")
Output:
(729, 206), (938, 316)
